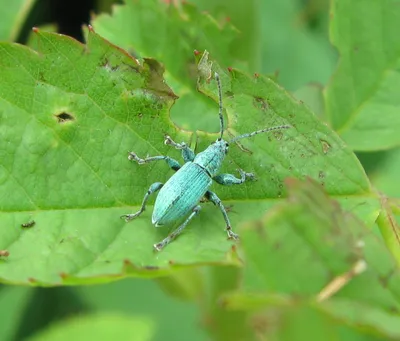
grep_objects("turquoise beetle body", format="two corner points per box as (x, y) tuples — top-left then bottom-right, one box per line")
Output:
(121, 73), (290, 251)
(152, 162), (212, 226)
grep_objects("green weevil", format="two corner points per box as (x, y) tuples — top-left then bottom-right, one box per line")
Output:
(121, 73), (290, 251)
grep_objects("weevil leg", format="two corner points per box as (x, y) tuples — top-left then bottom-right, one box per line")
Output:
(128, 153), (181, 171)
(164, 135), (195, 162)
(213, 169), (255, 185)
(154, 205), (201, 251)
(121, 182), (163, 222)
(205, 190), (239, 240)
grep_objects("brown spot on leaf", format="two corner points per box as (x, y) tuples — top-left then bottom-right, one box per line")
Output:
(38, 71), (46, 81)
(253, 96), (269, 111)
(143, 58), (178, 99)
(124, 259), (133, 266)
(320, 139), (331, 154)
(0, 250), (9, 257)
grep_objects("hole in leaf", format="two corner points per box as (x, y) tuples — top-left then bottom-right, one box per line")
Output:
(55, 112), (75, 123)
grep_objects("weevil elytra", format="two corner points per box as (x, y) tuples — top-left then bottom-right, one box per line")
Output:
(121, 73), (290, 251)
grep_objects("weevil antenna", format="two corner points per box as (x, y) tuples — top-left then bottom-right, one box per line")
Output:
(215, 72), (224, 139)
(229, 125), (291, 143)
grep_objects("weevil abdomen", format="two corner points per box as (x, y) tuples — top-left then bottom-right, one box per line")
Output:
(152, 162), (212, 226)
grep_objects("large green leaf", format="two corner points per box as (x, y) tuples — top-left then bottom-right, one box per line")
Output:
(0, 29), (376, 285)
(0, 28), (240, 285)
(222, 179), (400, 340)
(325, 0), (400, 151)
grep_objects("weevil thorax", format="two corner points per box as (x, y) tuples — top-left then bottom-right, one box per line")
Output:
(193, 138), (229, 177)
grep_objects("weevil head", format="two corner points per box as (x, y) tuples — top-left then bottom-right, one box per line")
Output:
(212, 137), (230, 155)
(193, 137), (229, 177)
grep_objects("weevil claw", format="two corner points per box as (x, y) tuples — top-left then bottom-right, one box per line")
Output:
(153, 242), (164, 252)
(226, 228), (240, 240)
(127, 152), (136, 160)
(164, 135), (171, 145)
(238, 169), (255, 181)
(120, 213), (140, 222)
(164, 135), (187, 150)
(128, 152), (147, 164)
(246, 172), (256, 180)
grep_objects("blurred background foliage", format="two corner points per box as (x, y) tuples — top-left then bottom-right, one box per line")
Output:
(1, 0), (398, 340)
